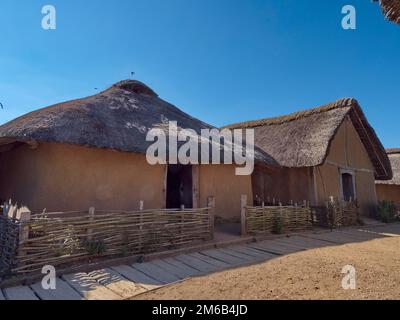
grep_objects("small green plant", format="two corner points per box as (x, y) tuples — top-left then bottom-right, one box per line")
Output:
(83, 239), (106, 256)
(378, 201), (399, 223)
(273, 215), (284, 234)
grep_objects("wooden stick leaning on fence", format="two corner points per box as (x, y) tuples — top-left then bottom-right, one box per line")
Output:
(18, 208), (31, 270)
(207, 196), (215, 239)
(241, 194), (247, 236)
(139, 201), (144, 252)
(88, 207), (95, 241)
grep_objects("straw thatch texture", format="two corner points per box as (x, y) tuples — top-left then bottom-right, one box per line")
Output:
(225, 98), (392, 180)
(380, 0), (400, 24)
(376, 149), (400, 185)
(0, 80), (276, 167)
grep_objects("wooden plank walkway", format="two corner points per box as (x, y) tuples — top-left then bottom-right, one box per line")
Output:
(1, 224), (399, 300)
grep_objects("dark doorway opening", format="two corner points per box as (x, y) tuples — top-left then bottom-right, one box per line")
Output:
(166, 165), (193, 209)
(341, 173), (355, 202)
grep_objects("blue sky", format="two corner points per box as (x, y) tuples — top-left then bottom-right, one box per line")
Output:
(0, 0), (399, 147)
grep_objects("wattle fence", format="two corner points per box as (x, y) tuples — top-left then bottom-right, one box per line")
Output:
(243, 203), (313, 236)
(325, 198), (359, 228)
(243, 198), (360, 235)
(0, 205), (214, 280)
(0, 214), (19, 279)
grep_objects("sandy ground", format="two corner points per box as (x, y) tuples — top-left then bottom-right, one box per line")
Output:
(134, 237), (400, 300)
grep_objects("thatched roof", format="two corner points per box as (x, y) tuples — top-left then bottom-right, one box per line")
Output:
(0, 80), (276, 167)
(224, 98), (392, 180)
(379, 0), (400, 24)
(376, 149), (400, 185)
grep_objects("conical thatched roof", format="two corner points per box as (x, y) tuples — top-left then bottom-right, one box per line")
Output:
(379, 0), (400, 24)
(0, 80), (277, 167)
(376, 149), (400, 185)
(224, 98), (392, 180)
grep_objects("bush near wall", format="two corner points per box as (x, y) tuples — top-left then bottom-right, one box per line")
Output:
(378, 201), (400, 223)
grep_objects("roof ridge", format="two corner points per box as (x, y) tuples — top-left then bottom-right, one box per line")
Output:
(387, 148), (400, 154)
(224, 98), (357, 129)
(111, 79), (158, 97)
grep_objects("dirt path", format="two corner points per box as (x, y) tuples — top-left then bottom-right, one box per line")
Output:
(134, 236), (400, 300)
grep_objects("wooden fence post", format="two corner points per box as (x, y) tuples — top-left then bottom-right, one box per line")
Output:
(192, 165), (200, 209)
(241, 194), (247, 236)
(262, 201), (266, 232)
(88, 207), (95, 240)
(2, 201), (9, 217)
(18, 208), (31, 268)
(207, 196), (216, 239)
(139, 201), (144, 251)
(180, 205), (185, 241)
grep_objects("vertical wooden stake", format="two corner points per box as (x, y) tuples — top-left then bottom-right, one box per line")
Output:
(241, 194), (247, 236)
(207, 196), (216, 239)
(192, 165), (200, 209)
(262, 201), (266, 232)
(162, 165), (168, 209)
(88, 207), (95, 240)
(139, 201), (144, 251)
(180, 206), (185, 241)
(18, 208), (31, 268)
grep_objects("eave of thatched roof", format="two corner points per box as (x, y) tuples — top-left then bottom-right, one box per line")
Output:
(379, 0), (400, 24)
(376, 149), (400, 185)
(0, 80), (277, 167)
(224, 98), (392, 180)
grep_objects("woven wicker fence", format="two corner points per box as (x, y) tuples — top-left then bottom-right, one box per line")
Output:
(245, 204), (312, 236)
(1, 207), (213, 278)
(314, 198), (359, 229)
(0, 215), (19, 279)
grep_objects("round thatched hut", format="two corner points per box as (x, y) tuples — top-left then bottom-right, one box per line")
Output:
(379, 0), (400, 24)
(0, 80), (276, 222)
(376, 149), (400, 203)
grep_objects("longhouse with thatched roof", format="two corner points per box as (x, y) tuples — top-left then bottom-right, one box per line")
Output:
(0, 80), (276, 222)
(376, 149), (400, 203)
(225, 98), (392, 216)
